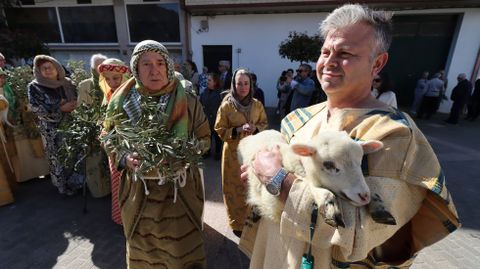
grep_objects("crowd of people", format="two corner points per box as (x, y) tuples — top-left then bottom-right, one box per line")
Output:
(0, 3), (470, 269)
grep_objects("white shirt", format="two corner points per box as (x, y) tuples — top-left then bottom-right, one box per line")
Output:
(371, 88), (398, 108)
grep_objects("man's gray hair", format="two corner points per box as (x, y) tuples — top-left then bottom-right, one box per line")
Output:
(458, 73), (467, 80)
(0, 53), (4, 59)
(90, 53), (108, 69)
(320, 4), (393, 56)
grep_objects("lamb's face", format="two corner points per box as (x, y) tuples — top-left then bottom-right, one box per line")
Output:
(291, 131), (383, 207)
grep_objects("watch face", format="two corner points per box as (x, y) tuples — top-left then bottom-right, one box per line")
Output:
(266, 183), (280, 196)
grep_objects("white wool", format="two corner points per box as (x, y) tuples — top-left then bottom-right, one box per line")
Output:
(238, 129), (383, 223)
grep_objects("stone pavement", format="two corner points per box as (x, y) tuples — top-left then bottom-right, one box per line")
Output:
(0, 109), (479, 269)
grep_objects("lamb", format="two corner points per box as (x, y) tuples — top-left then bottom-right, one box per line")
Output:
(238, 129), (396, 227)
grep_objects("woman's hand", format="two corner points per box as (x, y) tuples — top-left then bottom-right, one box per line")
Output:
(237, 123), (256, 134)
(60, 100), (77, 113)
(126, 152), (141, 170)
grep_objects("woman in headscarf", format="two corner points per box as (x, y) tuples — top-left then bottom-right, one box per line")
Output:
(214, 68), (268, 237)
(28, 55), (84, 195)
(102, 40), (211, 269)
(97, 58), (130, 225)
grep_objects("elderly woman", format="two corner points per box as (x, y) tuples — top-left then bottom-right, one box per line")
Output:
(77, 53), (108, 106)
(28, 55), (84, 195)
(102, 40), (211, 269)
(214, 68), (268, 237)
(98, 58), (130, 225)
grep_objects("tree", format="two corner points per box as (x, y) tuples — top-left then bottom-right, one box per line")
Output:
(0, 1), (49, 63)
(278, 31), (323, 64)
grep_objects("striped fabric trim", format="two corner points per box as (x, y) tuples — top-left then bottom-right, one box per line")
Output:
(281, 104), (325, 141)
(443, 219), (458, 233)
(430, 170), (445, 195)
(130, 241), (203, 259)
(365, 108), (411, 129)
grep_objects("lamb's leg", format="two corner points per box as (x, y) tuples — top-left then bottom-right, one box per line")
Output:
(367, 193), (396, 225)
(310, 187), (345, 228)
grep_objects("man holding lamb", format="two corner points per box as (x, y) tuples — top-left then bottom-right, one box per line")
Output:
(239, 4), (460, 269)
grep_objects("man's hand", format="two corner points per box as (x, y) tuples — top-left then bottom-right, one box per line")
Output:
(252, 145), (283, 184)
(126, 152), (141, 170)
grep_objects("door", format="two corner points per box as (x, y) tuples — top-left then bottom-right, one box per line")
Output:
(202, 45), (232, 74)
(383, 14), (459, 107)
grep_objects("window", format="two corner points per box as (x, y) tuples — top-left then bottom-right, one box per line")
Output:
(59, 6), (117, 43)
(127, 3), (180, 43)
(5, 7), (61, 43)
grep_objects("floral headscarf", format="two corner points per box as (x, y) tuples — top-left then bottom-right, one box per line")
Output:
(97, 58), (130, 104)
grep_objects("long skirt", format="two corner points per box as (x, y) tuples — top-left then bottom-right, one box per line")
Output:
(125, 180), (206, 269)
(40, 124), (84, 195)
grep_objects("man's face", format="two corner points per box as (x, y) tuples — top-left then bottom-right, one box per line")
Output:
(0, 75), (5, 87)
(218, 64), (226, 73)
(297, 67), (310, 79)
(137, 51), (168, 91)
(0, 57), (5, 68)
(316, 23), (386, 102)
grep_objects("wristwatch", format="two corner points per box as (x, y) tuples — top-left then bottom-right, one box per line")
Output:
(265, 168), (288, 196)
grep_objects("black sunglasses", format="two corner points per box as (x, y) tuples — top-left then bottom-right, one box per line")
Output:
(373, 78), (382, 82)
(297, 69), (307, 73)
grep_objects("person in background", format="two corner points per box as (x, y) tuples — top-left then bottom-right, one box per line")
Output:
(218, 60), (232, 90)
(28, 55), (84, 195)
(240, 4), (459, 268)
(198, 66), (209, 95)
(97, 58), (131, 225)
(0, 53), (6, 69)
(77, 54), (108, 106)
(251, 73), (265, 107)
(200, 73), (223, 160)
(466, 77), (480, 121)
(444, 73), (472, 124)
(214, 68), (268, 237)
(290, 64), (316, 111)
(410, 71), (429, 115)
(185, 60), (199, 95)
(417, 72), (445, 119)
(371, 72), (397, 108)
(102, 40), (210, 269)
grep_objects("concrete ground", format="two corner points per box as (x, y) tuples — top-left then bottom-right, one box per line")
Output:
(0, 109), (479, 269)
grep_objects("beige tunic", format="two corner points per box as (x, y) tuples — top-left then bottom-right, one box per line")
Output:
(241, 103), (460, 269)
(214, 99), (268, 231)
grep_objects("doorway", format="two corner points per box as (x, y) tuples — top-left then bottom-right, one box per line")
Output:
(383, 14), (459, 107)
(202, 45), (232, 74)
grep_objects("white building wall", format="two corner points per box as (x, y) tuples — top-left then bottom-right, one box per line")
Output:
(190, 13), (327, 107)
(191, 8), (480, 110)
(439, 9), (480, 113)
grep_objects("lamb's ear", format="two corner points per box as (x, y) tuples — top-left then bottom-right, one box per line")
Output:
(358, 140), (384, 154)
(291, 143), (316, 157)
